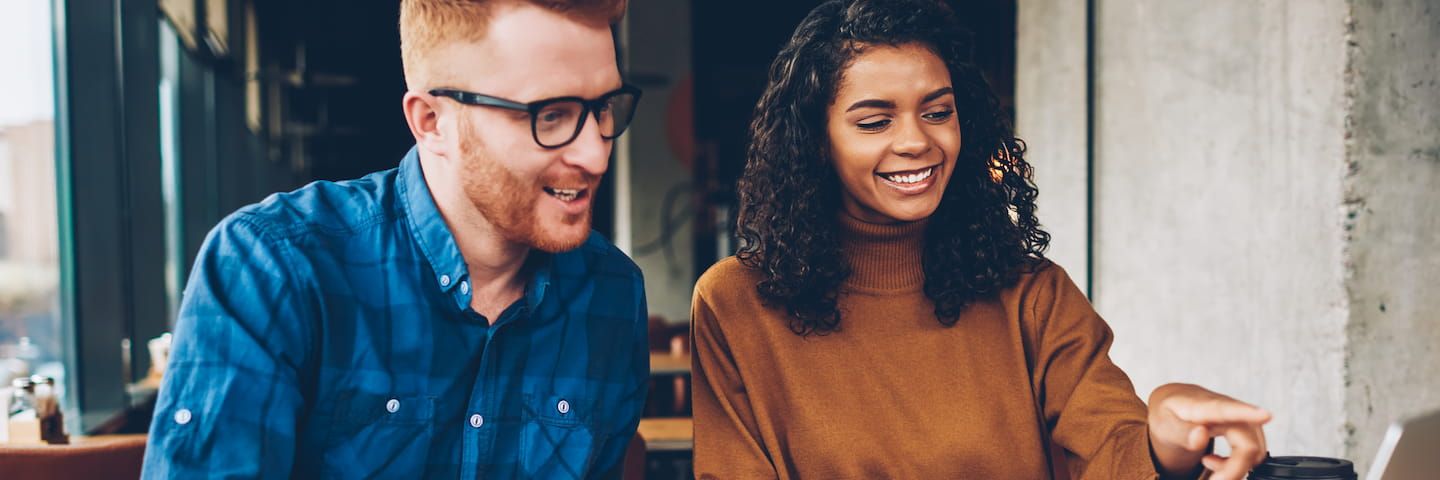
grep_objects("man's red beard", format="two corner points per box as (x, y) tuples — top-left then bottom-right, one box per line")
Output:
(456, 120), (595, 253)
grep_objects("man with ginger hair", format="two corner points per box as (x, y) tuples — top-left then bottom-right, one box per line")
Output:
(142, 1), (647, 478)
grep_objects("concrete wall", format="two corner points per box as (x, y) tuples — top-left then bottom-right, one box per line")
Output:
(621, 0), (695, 325)
(1092, 0), (1353, 460)
(1342, 0), (1440, 470)
(1017, 0), (1439, 473)
(1016, 0), (1089, 293)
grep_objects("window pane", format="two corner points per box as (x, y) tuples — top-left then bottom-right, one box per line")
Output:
(0, 1), (63, 390)
(160, 18), (184, 323)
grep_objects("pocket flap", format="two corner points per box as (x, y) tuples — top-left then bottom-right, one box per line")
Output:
(525, 393), (587, 427)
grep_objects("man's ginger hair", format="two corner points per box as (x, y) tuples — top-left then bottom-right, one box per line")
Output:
(399, 0), (625, 89)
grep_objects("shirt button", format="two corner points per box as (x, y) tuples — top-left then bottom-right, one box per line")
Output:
(386, 399), (400, 413)
(460, 280), (470, 295)
(557, 399), (571, 415)
(469, 414), (484, 428)
(174, 408), (192, 425)
(440, 275), (452, 287)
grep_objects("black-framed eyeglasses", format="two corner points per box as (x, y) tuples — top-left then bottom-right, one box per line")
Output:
(429, 85), (643, 149)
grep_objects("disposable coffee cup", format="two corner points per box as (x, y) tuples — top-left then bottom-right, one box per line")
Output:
(1248, 456), (1357, 480)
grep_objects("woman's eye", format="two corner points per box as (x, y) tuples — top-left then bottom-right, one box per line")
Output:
(923, 110), (955, 122)
(857, 118), (891, 131)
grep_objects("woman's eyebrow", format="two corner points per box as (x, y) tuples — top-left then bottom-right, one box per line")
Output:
(845, 98), (897, 112)
(922, 86), (955, 103)
(844, 87), (955, 113)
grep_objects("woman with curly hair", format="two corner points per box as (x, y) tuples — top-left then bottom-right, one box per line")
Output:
(690, 0), (1272, 478)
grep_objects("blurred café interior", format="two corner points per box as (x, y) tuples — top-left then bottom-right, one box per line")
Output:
(0, 0), (1436, 478)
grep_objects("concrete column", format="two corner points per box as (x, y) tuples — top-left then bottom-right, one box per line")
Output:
(1342, 0), (1440, 469)
(1016, 0), (1439, 473)
(1094, 0), (1354, 462)
(1016, 0), (1090, 294)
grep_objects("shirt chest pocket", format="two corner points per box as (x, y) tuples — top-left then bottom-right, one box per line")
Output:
(519, 393), (607, 478)
(322, 392), (437, 477)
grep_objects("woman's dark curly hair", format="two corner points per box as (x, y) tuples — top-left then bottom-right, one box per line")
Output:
(735, 0), (1050, 336)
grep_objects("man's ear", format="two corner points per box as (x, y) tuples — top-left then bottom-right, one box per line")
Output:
(403, 91), (447, 154)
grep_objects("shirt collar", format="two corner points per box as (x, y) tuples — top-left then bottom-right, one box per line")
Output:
(396, 146), (554, 315)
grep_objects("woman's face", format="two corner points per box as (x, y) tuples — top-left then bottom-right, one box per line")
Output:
(826, 43), (961, 224)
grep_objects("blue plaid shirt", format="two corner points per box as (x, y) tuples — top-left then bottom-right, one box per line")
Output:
(143, 147), (649, 479)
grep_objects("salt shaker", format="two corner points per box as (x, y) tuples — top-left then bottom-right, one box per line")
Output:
(7, 377), (40, 444)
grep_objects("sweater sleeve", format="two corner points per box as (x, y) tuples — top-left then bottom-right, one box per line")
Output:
(690, 278), (779, 479)
(1029, 264), (1161, 480)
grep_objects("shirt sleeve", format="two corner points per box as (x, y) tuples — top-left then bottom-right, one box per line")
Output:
(142, 214), (314, 479)
(587, 273), (651, 478)
(1029, 264), (1161, 480)
(690, 282), (779, 479)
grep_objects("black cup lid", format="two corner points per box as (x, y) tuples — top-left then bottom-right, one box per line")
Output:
(1250, 456), (1357, 479)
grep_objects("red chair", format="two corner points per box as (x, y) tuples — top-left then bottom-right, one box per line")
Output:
(623, 430), (647, 480)
(0, 434), (147, 479)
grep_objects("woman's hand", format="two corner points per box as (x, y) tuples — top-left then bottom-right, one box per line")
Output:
(1147, 383), (1272, 480)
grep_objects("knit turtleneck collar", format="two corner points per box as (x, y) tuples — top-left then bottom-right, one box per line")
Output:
(838, 212), (928, 293)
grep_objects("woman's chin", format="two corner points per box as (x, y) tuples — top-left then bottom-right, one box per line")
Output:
(877, 198), (942, 223)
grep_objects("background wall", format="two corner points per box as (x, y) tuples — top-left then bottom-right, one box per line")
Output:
(1094, 0), (1354, 462)
(621, 0), (696, 325)
(1016, 0), (1439, 473)
(1016, 0), (1088, 294)
(1342, 0), (1440, 467)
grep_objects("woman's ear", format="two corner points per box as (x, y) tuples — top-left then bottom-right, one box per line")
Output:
(989, 149), (1008, 183)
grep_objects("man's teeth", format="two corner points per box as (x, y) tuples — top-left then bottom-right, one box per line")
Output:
(880, 167), (934, 184)
(547, 187), (581, 201)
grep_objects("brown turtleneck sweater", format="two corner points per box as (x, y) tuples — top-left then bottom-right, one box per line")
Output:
(690, 214), (1161, 479)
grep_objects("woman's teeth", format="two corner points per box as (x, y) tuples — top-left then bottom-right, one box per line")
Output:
(545, 187), (582, 202)
(879, 167), (934, 184)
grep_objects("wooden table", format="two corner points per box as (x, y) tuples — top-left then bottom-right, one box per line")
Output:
(637, 417), (693, 452)
(649, 353), (691, 376)
(0, 433), (147, 448)
(72, 434), (148, 446)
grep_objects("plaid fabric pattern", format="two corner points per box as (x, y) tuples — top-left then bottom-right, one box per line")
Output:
(143, 147), (649, 479)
